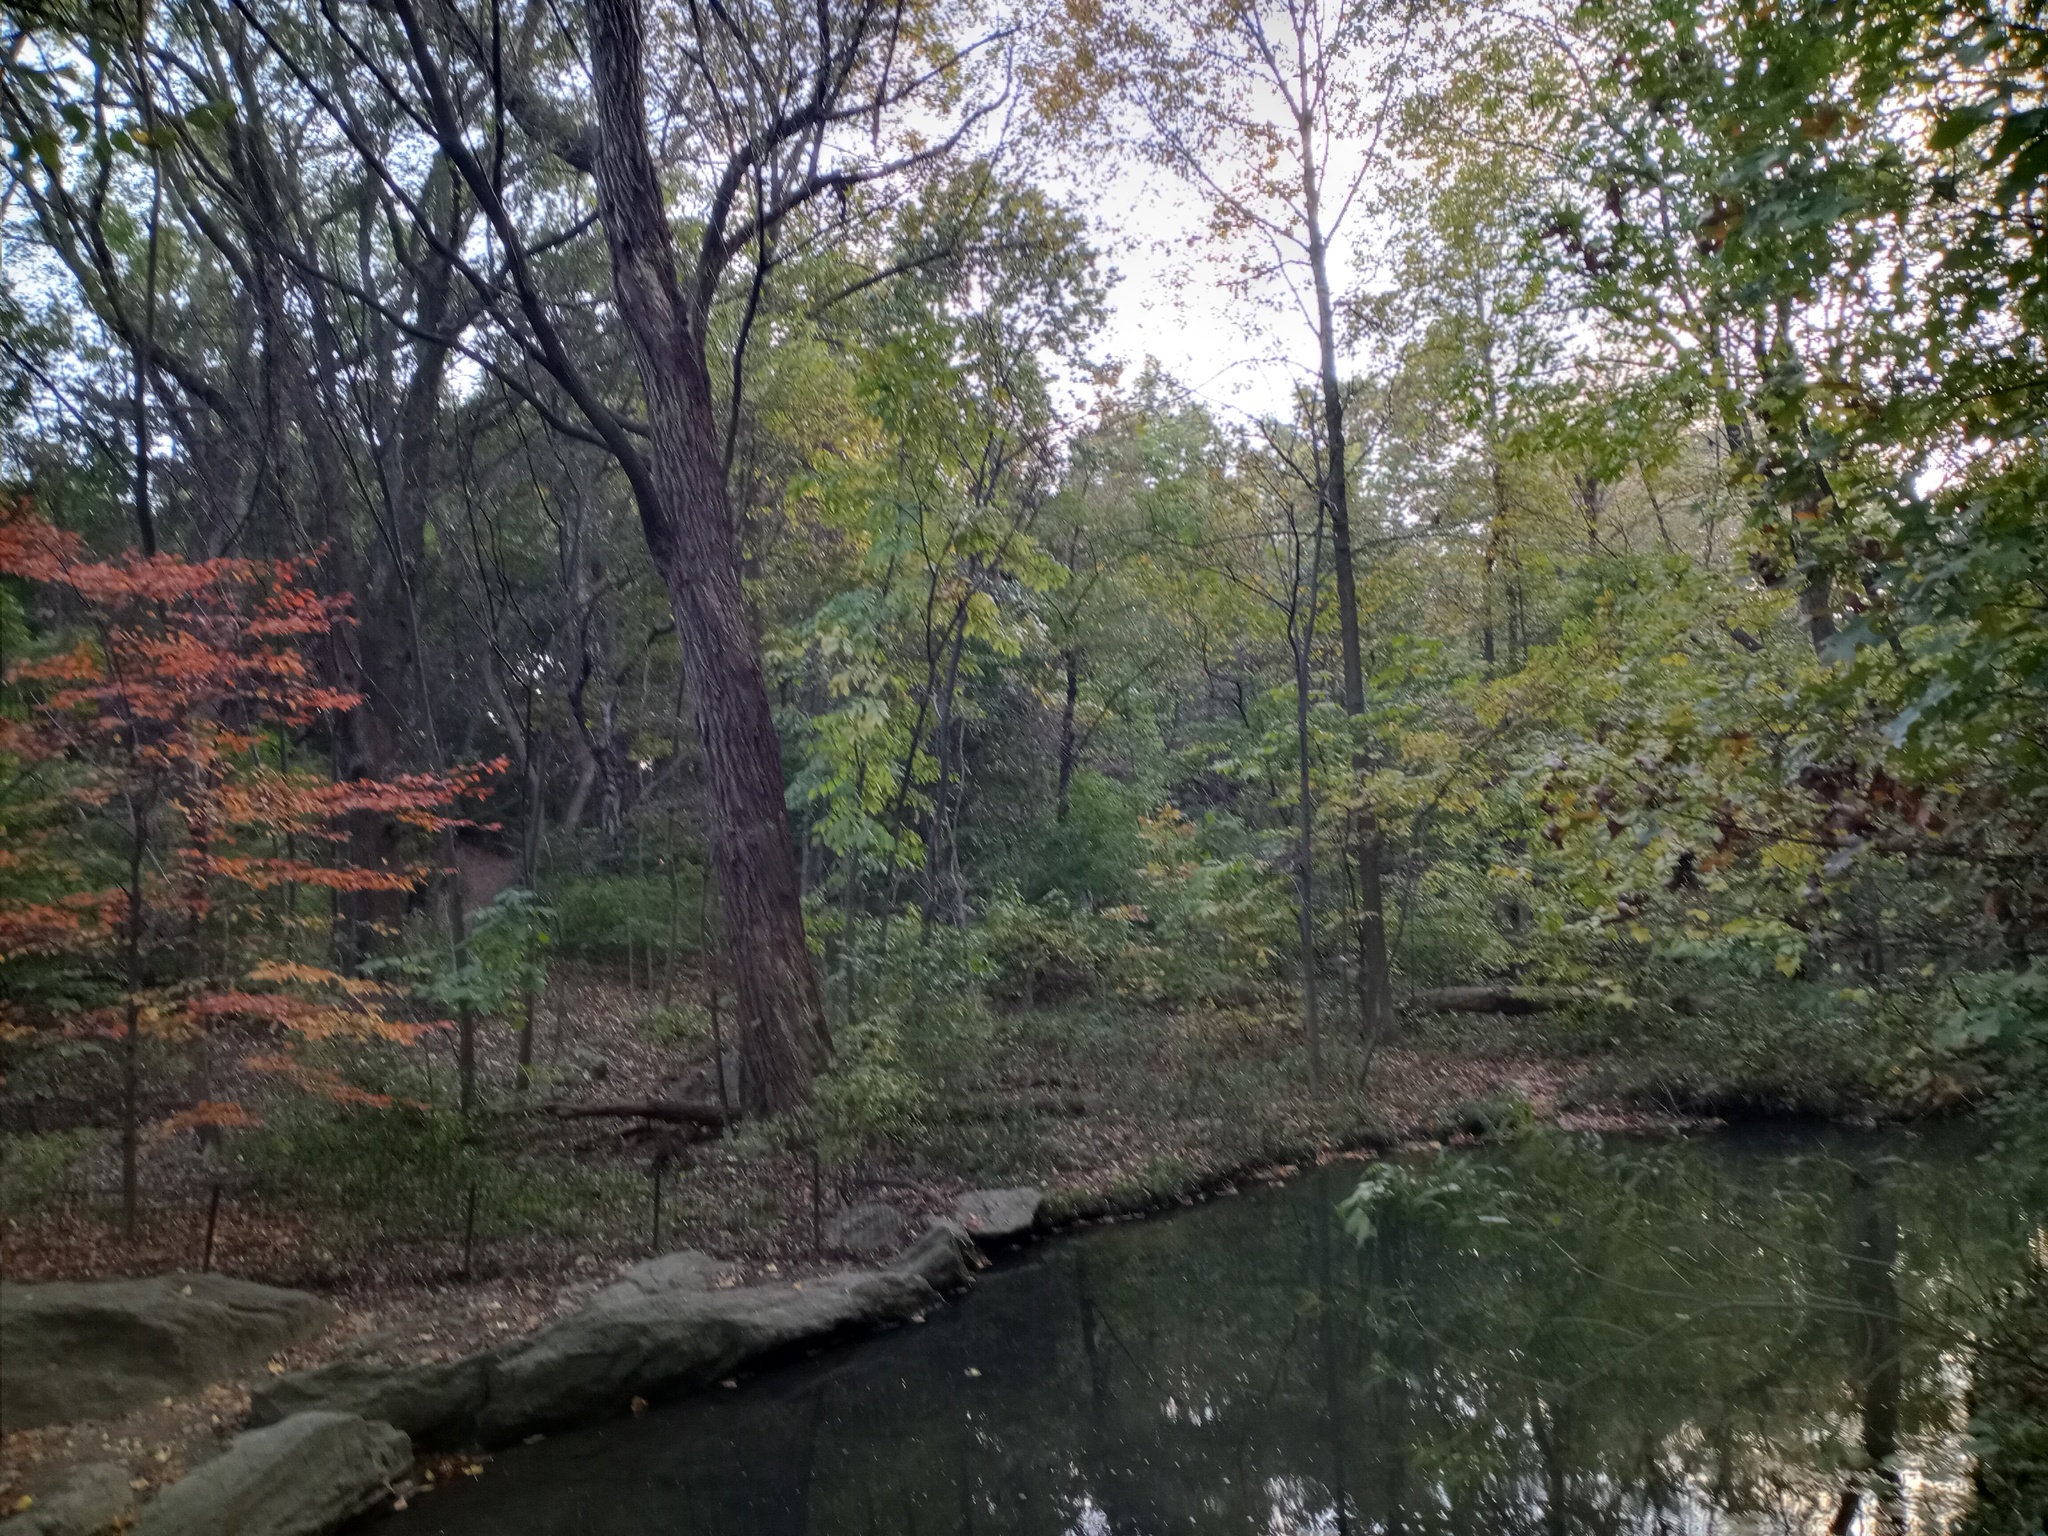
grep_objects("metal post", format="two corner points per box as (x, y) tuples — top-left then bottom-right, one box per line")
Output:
(460, 1184), (478, 1279)
(201, 1183), (222, 1273)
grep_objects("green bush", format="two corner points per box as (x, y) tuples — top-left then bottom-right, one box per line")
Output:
(1024, 770), (1143, 904)
(549, 874), (698, 960)
(1128, 828), (1294, 1004)
(0, 1127), (102, 1212)
(982, 887), (1127, 1003)
(230, 1096), (636, 1244)
(1395, 860), (1518, 989)
(815, 1017), (930, 1159)
(981, 809), (1295, 1009)
(641, 1004), (711, 1047)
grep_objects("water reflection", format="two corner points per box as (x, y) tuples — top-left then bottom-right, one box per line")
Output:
(367, 1128), (2040, 1536)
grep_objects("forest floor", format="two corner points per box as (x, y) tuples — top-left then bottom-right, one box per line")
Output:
(1, 962), (1709, 1509)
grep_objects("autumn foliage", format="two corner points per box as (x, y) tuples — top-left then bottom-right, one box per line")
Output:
(0, 496), (498, 1157)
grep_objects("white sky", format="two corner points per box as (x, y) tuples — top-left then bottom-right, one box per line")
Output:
(1066, 159), (1355, 429)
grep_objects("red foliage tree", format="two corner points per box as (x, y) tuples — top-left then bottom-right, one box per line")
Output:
(0, 498), (498, 1237)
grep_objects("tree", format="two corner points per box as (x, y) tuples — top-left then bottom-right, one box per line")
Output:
(323, 0), (1002, 1111)
(1038, 0), (1427, 1036)
(788, 168), (1094, 996)
(0, 498), (491, 1236)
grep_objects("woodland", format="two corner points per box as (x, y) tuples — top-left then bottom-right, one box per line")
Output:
(0, 0), (2045, 1488)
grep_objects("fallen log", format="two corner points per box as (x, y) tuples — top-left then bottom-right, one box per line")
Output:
(1408, 986), (1608, 1015)
(542, 1100), (730, 1128)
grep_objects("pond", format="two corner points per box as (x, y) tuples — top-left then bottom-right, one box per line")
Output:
(365, 1126), (2046, 1536)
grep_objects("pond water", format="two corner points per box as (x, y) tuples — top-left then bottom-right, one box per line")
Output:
(366, 1126), (2045, 1536)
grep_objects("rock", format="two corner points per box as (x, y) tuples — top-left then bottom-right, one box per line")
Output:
(951, 1186), (1042, 1243)
(472, 1266), (938, 1443)
(250, 1251), (727, 1439)
(0, 1462), (133, 1536)
(247, 1354), (486, 1443)
(822, 1201), (910, 1258)
(589, 1250), (725, 1307)
(0, 1275), (337, 1431)
(131, 1412), (409, 1536)
(894, 1220), (978, 1294)
(252, 1232), (975, 1449)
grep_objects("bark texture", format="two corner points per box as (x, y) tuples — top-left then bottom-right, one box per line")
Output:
(583, 0), (829, 1113)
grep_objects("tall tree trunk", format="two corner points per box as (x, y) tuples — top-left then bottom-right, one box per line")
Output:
(583, 0), (828, 1114)
(1482, 461), (1506, 675)
(1304, 188), (1362, 718)
(1295, 627), (1321, 1091)
(924, 611), (971, 928)
(1056, 648), (1079, 822)
(517, 750), (542, 1092)
(1300, 132), (1391, 1045)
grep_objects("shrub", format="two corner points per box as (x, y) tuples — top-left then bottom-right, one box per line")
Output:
(229, 1082), (636, 1245)
(549, 875), (697, 961)
(981, 887), (1128, 1004)
(0, 1128), (102, 1212)
(815, 1018), (930, 1160)
(1024, 770), (1143, 904)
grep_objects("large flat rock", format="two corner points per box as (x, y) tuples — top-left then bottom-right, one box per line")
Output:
(250, 1221), (978, 1449)
(245, 1354), (488, 1444)
(822, 1201), (911, 1258)
(951, 1186), (1043, 1243)
(0, 1462), (133, 1536)
(587, 1249), (726, 1306)
(0, 1275), (337, 1430)
(131, 1412), (408, 1536)
(474, 1265), (936, 1441)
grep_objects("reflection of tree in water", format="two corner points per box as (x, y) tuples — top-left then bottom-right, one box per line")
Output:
(1325, 1134), (2016, 1536)
(1838, 1169), (1903, 1536)
(364, 1130), (2041, 1536)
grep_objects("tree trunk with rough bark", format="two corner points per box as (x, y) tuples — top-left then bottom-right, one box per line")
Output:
(583, 0), (828, 1115)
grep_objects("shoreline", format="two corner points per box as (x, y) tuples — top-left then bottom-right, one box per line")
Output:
(2, 1019), (1937, 1522)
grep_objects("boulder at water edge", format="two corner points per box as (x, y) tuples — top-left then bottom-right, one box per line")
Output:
(587, 1249), (728, 1304)
(130, 1412), (409, 1536)
(0, 1275), (337, 1430)
(951, 1186), (1043, 1244)
(822, 1202), (911, 1258)
(250, 1220), (980, 1449)
(0, 1462), (134, 1536)
(244, 1354), (488, 1444)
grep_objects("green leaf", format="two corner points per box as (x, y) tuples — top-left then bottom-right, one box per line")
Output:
(1928, 101), (1995, 150)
